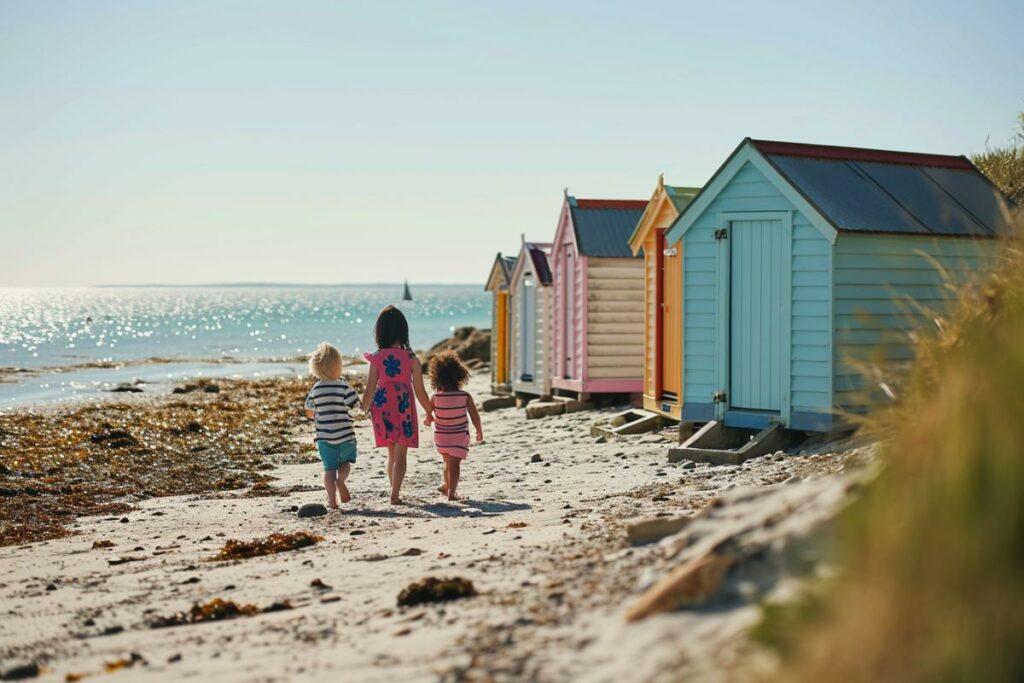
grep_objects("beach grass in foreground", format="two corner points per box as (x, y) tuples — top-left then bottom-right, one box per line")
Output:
(758, 228), (1024, 681)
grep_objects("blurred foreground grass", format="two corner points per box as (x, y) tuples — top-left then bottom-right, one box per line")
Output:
(759, 222), (1024, 680)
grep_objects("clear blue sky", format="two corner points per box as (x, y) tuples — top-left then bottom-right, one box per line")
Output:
(2, 0), (1021, 286)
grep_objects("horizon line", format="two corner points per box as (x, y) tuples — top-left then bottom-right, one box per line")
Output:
(0, 282), (483, 289)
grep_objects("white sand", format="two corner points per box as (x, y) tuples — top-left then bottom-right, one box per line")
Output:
(0, 372), (871, 682)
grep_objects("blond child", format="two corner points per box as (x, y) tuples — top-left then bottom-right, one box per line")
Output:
(304, 342), (360, 509)
(423, 350), (482, 500)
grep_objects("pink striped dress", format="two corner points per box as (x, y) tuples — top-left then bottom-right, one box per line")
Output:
(432, 391), (471, 459)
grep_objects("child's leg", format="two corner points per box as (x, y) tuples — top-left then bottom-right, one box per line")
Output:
(390, 444), (407, 504)
(386, 445), (396, 486)
(323, 469), (338, 508)
(337, 462), (352, 503)
(447, 457), (461, 501)
(438, 453), (449, 496)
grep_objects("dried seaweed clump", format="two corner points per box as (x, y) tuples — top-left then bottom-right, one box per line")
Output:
(397, 577), (477, 607)
(210, 531), (322, 561)
(0, 377), (311, 546)
(150, 598), (260, 628)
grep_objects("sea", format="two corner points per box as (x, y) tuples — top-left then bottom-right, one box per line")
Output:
(0, 285), (490, 409)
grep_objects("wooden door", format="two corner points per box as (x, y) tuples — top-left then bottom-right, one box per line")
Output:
(520, 276), (536, 380)
(563, 249), (575, 378)
(495, 292), (508, 384)
(660, 232), (682, 402)
(729, 219), (785, 411)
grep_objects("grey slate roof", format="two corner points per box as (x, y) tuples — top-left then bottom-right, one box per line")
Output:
(524, 243), (552, 286)
(568, 198), (648, 257)
(752, 139), (1014, 237)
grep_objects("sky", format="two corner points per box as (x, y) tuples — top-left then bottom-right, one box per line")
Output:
(1, 0), (1022, 286)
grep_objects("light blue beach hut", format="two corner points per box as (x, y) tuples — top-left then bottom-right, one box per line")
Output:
(665, 138), (1014, 432)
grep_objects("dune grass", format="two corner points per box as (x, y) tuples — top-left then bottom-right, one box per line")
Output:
(758, 222), (1024, 681)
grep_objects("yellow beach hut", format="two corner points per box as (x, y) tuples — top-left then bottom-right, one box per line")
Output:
(484, 252), (516, 394)
(628, 177), (700, 419)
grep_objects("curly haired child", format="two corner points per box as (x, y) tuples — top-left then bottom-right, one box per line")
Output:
(424, 350), (482, 500)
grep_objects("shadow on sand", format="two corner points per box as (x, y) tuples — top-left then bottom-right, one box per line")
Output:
(420, 499), (531, 518)
(339, 499), (530, 520)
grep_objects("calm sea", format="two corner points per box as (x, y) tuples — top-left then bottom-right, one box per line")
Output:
(0, 285), (490, 368)
(0, 285), (490, 408)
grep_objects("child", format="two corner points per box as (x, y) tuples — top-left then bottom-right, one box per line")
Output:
(360, 306), (433, 504)
(304, 342), (360, 510)
(424, 350), (483, 501)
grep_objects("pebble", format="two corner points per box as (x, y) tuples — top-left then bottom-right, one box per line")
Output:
(530, 454), (543, 463)
(0, 662), (40, 680)
(298, 504), (328, 518)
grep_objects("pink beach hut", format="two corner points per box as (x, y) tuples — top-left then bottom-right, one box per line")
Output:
(550, 194), (648, 399)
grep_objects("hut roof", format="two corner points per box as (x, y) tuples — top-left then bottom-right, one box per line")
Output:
(567, 197), (648, 257)
(525, 243), (553, 286)
(484, 252), (517, 291)
(751, 139), (1012, 237)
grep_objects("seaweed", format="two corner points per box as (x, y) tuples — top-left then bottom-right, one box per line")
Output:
(149, 598), (260, 628)
(0, 377), (325, 546)
(209, 531), (322, 561)
(397, 577), (477, 607)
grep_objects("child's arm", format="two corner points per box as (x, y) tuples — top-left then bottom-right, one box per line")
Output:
(411, 358), (433, 418)
(423, 395), (435, 427)
(360, 365), (378, 412)
(465, 392), (483, 442)
(303, 390), (315, 419)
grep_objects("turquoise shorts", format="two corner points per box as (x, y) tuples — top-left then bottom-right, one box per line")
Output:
(317, 441), (357, 471)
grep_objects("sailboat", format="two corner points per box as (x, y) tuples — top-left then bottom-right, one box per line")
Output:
(402, 280), (413, 302)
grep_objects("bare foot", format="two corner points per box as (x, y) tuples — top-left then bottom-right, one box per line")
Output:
(327, 501), (339, 510)
(390, 495), (403, 505)
(437, 484), (447, 496)
(338, 483), (351, 503)
(447, 494), (458, 502)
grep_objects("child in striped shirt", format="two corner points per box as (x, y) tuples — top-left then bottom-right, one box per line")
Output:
(304, 342), (360, 509)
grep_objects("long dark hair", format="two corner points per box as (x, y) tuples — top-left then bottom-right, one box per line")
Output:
(374, 305), (411, 350)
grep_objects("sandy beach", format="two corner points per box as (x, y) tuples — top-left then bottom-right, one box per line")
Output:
(0, 370), (871, 682)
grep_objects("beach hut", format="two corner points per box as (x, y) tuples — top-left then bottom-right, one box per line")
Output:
(550, 194), (648, 398)
(484, 253), (517, 394)
(665, 138), (1013, 432)
(627, 176), (700, 420)
(509, 241), (554, 398)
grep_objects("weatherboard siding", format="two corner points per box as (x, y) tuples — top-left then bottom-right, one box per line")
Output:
(586, 257), (645, 381)
(832, 233), (995, 410)
(790, 217), (832, 417)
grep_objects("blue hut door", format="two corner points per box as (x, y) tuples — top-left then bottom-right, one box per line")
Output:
(728, 219), (786, 413)
(521, 276), (536, 381)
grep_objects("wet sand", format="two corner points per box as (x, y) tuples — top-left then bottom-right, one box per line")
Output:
(0, 371), (871, 682)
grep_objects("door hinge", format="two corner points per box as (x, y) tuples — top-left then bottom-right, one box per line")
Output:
(662, 247), (677, 257)
(712, 391), (727, 403)
(714, 228), (728, 240)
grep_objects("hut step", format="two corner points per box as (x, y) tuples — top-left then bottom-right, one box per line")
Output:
(591, 409), (665, 438)
(667, 421), (801, 465)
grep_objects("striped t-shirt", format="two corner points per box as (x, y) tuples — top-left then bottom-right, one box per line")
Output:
(304, 379), (359, 444)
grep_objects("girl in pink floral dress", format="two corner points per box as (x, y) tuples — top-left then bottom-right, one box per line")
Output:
(360, 306), (433, 504)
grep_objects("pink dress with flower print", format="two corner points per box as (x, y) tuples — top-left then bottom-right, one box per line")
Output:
(363, 348), (419, 448)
